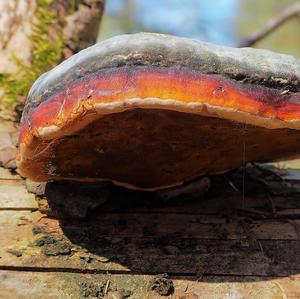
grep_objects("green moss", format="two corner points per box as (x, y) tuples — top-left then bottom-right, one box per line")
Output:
(70, 0), (76, 15)
(0, 0), (64, 110)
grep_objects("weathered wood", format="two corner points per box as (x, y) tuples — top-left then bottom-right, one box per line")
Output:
(0, 270), (300, 299)
(63, 213), (299, 240)
(0, 169), (38, 209)
(0, 168), (20, 180)
(99, 192), (300, 216)
(0, 181), (37, 209)
(2, 163), (300, 216)
(0, 119), (18, 168)
(1, 210), (300, 277)
(2, 239), (299, 276)
(2, 167), (300, 296)
(94, 168), (300, 215)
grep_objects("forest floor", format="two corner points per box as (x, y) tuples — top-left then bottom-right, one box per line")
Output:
(1, 117), (300, 298)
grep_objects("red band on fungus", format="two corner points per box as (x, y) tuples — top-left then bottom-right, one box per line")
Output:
(19, 67), (300, 146)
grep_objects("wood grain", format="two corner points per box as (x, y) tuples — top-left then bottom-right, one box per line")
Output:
(1, 165), (300, 298)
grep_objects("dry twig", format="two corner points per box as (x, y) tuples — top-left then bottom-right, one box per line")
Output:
(239, 1), (300, 47)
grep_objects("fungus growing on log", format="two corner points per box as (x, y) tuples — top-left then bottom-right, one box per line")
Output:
(17, 33), (300, 190)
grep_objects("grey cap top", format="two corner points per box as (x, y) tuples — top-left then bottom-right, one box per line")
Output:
(23, 32), (300, 121)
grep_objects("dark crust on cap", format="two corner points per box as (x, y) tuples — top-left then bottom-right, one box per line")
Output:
(22, 32), (300, 123)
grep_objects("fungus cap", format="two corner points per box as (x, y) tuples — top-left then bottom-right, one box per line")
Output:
(17, 33), (300, 190)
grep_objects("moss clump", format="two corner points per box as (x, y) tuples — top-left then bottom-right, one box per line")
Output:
(70, 0), (76, 15)
(0, 0), (64, 111)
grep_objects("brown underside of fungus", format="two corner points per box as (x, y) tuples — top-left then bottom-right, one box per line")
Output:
(17, 33), (300, 190)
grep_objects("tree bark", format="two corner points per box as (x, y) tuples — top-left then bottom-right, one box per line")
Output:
(0, 0), (37, 74)
(0, 0), (105, 119)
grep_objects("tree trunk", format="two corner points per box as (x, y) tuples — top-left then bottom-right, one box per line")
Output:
(0, 0), (105, 119)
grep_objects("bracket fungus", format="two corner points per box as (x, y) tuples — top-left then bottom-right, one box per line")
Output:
(17, 33), (300, 190)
